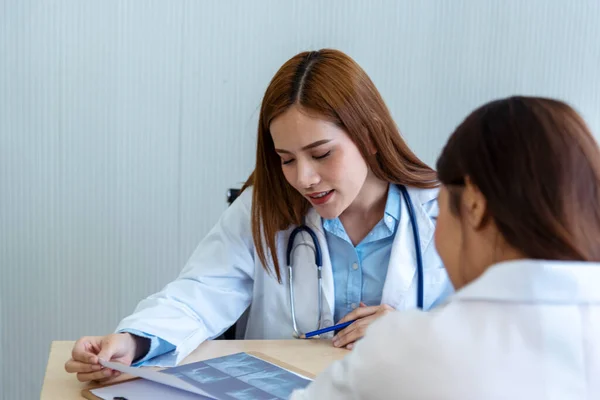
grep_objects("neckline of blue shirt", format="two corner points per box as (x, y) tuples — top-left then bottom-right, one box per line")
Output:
(322, 184), (401, 246)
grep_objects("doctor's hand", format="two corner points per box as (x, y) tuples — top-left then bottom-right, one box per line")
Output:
(64, 333), (143, 383)
(332, 302), (394, 350)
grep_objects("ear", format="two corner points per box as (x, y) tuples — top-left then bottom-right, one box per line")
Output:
(363, 128), (377, 155)
(368, 141), (377, 155)
(462, 177), (488, 230)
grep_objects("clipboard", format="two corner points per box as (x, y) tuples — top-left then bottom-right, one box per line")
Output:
(81, 377), (142, 400)
(81, 351), (315, 400)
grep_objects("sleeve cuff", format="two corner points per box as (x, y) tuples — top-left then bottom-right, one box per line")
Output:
(117, 328), (176, 366)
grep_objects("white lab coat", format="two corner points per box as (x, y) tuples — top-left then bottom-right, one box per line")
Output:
(290, 259), (600, 400)
(115, 186), (452, 366)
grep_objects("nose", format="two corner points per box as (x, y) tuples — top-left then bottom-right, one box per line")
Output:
(296, 159), (320, 189)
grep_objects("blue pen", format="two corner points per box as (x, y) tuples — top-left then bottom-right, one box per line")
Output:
(300, 320), (356, 339)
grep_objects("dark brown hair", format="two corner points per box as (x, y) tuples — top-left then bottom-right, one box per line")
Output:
(243, 49), (438, 281)
(437, 96), (600, 261)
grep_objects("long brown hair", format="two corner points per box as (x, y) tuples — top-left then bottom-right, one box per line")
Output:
(243, 49), (437, 281)
(436, 96), (600, 261)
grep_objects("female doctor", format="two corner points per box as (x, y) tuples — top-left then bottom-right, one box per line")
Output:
(65, 49), (453, 382)
(291, 96), (600, 399)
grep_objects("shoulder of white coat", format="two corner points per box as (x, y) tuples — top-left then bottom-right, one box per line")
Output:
(221, 186), (253, 222)
(218, 186), (254, 241)
(405, 185), (440, 220)
(233, 186), (253, 209)
(362, 308), (441, 354)
(350, 306), (460, 393)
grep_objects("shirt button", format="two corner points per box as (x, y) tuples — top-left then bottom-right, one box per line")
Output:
(352, 263), (358, 270)
(385, 215), (393, 224)
(351, 303), (357, 309)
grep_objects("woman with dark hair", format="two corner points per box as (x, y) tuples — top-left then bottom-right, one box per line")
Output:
(292, 96), (600, 399)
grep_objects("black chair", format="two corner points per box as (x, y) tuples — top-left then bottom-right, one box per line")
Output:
(219, 188), (242, 340)
(227, 188), (241, 206)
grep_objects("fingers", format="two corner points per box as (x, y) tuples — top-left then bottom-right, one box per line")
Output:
(337, 305), (379, 324)
(379, 304), (394, 312)
(332, 305), (395, 348)
(71, 337), (100, 364)
(66, 334), (134, 383)
(332, 316), (372, 348)
(76, 369), (121, 383)
(64, 359), (104, 374)
(97, 335), (122, 363)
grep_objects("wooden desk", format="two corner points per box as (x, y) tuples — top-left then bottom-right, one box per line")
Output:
(41, 340), (348, 399)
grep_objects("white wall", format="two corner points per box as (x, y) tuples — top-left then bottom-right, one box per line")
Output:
(1, 1), (599, 398)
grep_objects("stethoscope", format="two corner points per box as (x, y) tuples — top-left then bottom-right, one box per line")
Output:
(286, 185), (424, 338)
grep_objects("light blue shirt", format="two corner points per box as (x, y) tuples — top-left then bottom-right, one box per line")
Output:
(123, 184), (402, 362)
(118, 328), (175, 366)
(323, 183), (401, 323)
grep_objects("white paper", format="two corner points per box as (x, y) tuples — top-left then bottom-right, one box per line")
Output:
(90, 378), (211, 400)
(100, 359), (215, 398)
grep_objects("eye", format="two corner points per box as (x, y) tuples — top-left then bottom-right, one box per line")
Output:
(313, 151), (331, 160)
(281, 158), (295, 165)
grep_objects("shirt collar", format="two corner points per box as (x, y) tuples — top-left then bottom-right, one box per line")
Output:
(383, 184), (401, 231)
(322, 184), (401, 234)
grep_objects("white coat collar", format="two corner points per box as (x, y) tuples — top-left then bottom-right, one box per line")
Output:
(380, 186), (439, 303)
(400, 185), (439, 261)
(454, 259), (600, 303)
(405, 185), (439, 206)
(305, 207), (335, 324)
